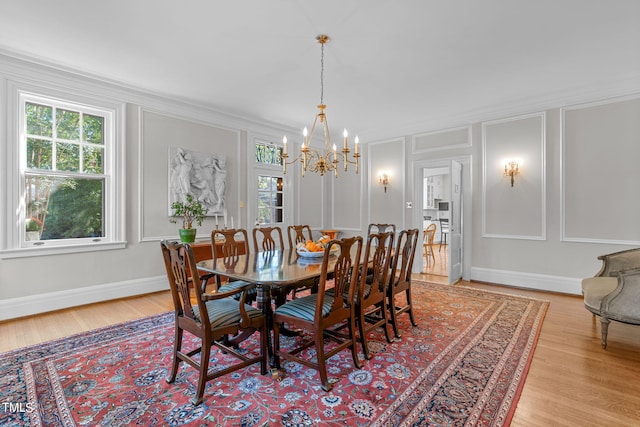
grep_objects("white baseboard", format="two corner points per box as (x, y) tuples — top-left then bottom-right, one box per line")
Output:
(470, 267), (582, 295)
(0, 275), (169, 321)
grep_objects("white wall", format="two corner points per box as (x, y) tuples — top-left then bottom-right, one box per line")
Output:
(2, 54), (640, 319)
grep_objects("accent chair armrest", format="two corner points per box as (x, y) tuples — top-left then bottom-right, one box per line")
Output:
(600, 267), (640, 324)
(595, 247), (640, 277)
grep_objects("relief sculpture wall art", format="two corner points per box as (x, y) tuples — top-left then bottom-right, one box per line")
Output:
(168, 147), (226, 216)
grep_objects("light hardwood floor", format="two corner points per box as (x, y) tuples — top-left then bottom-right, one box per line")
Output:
(1, 280), (639, 426)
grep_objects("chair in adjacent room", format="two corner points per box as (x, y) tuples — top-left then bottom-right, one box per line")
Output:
(160, 240), (267, 406)
(423, 223), (437, 266)
(356, 229), (395, 359)
(438, 218), (449, 252)
(387, 228), (420, 338)
(273, 236), (364, 391)
(581, 247), (640, 349)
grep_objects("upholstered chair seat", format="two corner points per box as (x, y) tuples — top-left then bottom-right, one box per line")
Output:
(581, 248), (640, 349)
(581, 277), (617, 313)
(274, 294), (334, 321)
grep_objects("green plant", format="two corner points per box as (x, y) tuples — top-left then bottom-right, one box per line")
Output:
(26, 217), (44, 232)
(170, 194), (208, 229)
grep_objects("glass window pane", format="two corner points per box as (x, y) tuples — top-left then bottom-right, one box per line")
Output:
(26, 138), (53, 170)
(83, 114), (104, 144)
(257, 175), (269, 190)
(83, 145), (104, 173)
(26, 102), (53, 137)
(256, 143), (264, 163)
(25, 175), (104, 240)
(56, 142), (80, 172)
(56, 109), (80, 140)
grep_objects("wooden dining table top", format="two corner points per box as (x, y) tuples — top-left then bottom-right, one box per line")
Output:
(196, 248), (336, 288)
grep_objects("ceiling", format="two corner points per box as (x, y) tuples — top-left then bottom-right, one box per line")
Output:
(1, 1), (639, 142)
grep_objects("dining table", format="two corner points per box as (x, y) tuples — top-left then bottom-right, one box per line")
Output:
(196, 247), (341, 368)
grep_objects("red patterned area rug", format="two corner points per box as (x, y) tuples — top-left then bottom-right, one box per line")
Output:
(1, 281), (548, 427)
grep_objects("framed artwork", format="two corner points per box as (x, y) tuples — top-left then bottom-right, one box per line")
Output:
(168, 147), (226, 215)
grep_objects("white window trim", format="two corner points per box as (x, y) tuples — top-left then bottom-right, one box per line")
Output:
(1, 79), (126, 259)
(248, 134), (292, 228)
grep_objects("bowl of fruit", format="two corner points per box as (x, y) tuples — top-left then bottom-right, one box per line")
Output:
(296, 236), (336, 258)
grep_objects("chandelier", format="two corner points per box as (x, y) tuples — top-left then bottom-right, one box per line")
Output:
(282, 34), (360, 177)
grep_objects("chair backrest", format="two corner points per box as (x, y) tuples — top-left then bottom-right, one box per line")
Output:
(319, 236), (363, 316)
(360, 231), (395, 300)
(367, 223), (396, 236)
(212, 228), (250, 271)
(252, 226), (285, 252)
(287, 225), (314, 249)
(161, 240), (207, 327)
(390, 228), (420, 290)
(424, 223), (436, 245)
(439, 218), (449, 232)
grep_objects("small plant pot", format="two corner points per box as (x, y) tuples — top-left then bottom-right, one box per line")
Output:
(178, 228), (197, 243)
(26, 231), (41, 241)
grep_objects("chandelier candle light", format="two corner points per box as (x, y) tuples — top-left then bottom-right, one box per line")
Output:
(282, 34), (360, 177)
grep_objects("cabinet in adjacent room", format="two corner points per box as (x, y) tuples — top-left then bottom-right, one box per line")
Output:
(424, 175), (443, 208)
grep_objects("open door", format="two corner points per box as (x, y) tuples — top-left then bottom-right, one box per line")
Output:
(448, 160), (463, 283)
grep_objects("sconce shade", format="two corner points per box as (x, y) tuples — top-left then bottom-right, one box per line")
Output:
(504, 161), (519, 187)
(379, 172), (390, 192)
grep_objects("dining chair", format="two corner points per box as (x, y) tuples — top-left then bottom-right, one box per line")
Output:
(423, 223), (436, 265)
(287, 224), (314, 249)
(273, 236), (364, 391)
(286, 224), (318, 299)
(365, 223), (396, 276)
(356, 230), (395, 359)
(367, 223), (396, 236)
(251, 226), (297, 305)
(252, 226), (285, 253)
(438, 218), (449, 252)
(387, 228), (420, 338)
(211, 228), (256, 303)
(160, 240), (267, 406)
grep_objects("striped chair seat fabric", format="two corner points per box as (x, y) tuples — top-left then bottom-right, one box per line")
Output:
(193, 298), (263, 328)
(274, 294), (335, 322)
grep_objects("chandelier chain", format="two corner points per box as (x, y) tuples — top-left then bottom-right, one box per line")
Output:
(320, 41), (324, 105)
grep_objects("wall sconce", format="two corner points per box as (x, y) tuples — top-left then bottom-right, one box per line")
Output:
(504, 161), (520, 187)
(379, 172), (390, 192)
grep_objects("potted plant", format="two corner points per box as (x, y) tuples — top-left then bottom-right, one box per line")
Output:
(170, 194), (208, 243)
(25, 217), (44, 241)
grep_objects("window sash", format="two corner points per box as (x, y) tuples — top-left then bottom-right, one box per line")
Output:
(1, 81), (125, 258)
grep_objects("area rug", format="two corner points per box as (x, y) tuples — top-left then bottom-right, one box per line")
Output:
(0, 281), (548, 427)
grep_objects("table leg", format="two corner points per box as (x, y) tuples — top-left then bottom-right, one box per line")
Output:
(256, 285), (280, 370)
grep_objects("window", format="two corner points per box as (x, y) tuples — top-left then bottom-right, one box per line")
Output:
(2, 85), (125, 258)
(254, 140), (284, 225)
(255, 141), (283, 166)
(257, 175), (283, 224)
(24, 100), (106, 241)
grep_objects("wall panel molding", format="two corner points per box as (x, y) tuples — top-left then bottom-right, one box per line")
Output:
(561, 95), (640, 244)
(482, 112), (546, 240)
(412, 126), (471, 153)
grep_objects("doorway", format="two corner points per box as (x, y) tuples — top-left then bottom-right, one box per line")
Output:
(413, 157), (467, 284)
(422, 167), (450, 279)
